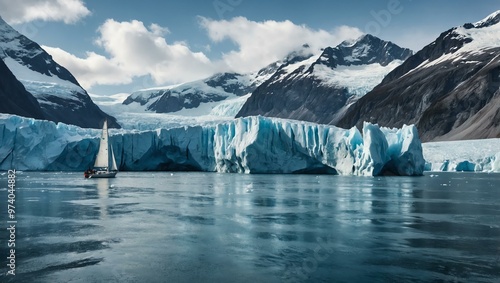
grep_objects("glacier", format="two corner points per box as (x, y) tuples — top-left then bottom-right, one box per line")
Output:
(423, 138), (500, 172)
(0, 114), (425, 176)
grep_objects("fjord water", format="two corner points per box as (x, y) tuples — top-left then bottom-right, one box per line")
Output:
(1, 172), (499, 282)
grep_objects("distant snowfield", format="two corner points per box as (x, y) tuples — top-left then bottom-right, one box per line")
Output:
(90, 92), (242, 131)
(314, 60), (403, 96)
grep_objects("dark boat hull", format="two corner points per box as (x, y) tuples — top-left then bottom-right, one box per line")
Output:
(87, 171), (118, 178)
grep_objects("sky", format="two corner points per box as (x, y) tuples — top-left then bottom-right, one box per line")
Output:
(0, 0), (498, 95)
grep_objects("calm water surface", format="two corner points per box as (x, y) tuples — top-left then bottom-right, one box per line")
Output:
(0, 172), (499, 282)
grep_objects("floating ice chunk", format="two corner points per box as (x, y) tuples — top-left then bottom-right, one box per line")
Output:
(492, 152), (500, 172)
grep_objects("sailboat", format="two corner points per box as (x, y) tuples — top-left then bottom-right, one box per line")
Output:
(84, 119), (118, 178)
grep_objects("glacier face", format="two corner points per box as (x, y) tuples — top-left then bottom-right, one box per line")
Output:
(0, 114), (425, 176)
(423, 138), (500, 172)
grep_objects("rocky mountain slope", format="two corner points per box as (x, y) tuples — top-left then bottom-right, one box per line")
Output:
(0, 16), (119, 128)
(0, 57), (44, 119)
(236, 35), (412, 124)
(337, 11), (500, 141)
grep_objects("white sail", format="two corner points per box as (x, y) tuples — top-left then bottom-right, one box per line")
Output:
(86, 119), (118, 178)
(94, 120), (109, 168)
(110, 146), (118, 171)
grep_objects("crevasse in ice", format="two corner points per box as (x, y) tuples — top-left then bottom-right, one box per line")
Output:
(0, 114), (426, 176)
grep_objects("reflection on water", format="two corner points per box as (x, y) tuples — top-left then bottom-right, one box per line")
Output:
(0, 172), (499, 282)
(96, 178), (109, 219)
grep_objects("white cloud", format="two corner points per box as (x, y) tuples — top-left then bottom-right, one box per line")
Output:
(44, 17), (363, 91)
(44, 19), (219, 89)
(0, 0), (90, 24)
(199, 16), (363, 73)
(42, 46), (133, 88)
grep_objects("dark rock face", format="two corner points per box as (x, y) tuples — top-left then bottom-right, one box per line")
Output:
(0, 58), (44, 119)
(236, 35), (412, 124)
(205, 72), (256, 96)
(237, 74), (351, 124)
(0, 16), (120, 129)
(418, 54), (500, 141)
(337, 17), (500, 142)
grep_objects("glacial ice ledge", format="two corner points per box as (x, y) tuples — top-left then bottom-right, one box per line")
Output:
(0, 115), (425, 176)
(423, 138), (500, 172)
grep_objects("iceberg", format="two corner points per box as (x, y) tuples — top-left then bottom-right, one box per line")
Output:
(492, 152), (500, 172)
(0, 114), (425, 176)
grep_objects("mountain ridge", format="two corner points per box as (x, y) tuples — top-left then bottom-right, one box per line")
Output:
(235, 34), (413, 124)
(0, 16), (120, 129)
(122, 62), (282, 115)
(337, 10), (500, 141)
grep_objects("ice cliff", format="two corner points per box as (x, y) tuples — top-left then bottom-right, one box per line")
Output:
(0, 114), (425, 176)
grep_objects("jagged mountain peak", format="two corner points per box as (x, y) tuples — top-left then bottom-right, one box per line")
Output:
(473, 10), (500, 28)
(337, 10), (500, 142)
(339, 34), (384, 47)
(236, 33), (411, 124)
(450, 11), (500, 53)
(315, 34), (412, 68)
(441, 10), (500, 53)
(282, 43), (315, 65)
(205, 72), (240, 86)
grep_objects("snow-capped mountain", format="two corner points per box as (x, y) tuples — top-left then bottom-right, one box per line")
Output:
(0, 16), (120, 128)
(0, 57), (44, 119)
(338, 11), (500, 142)
(235, 35), (412, 124)
(123, 64), (280, 115)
